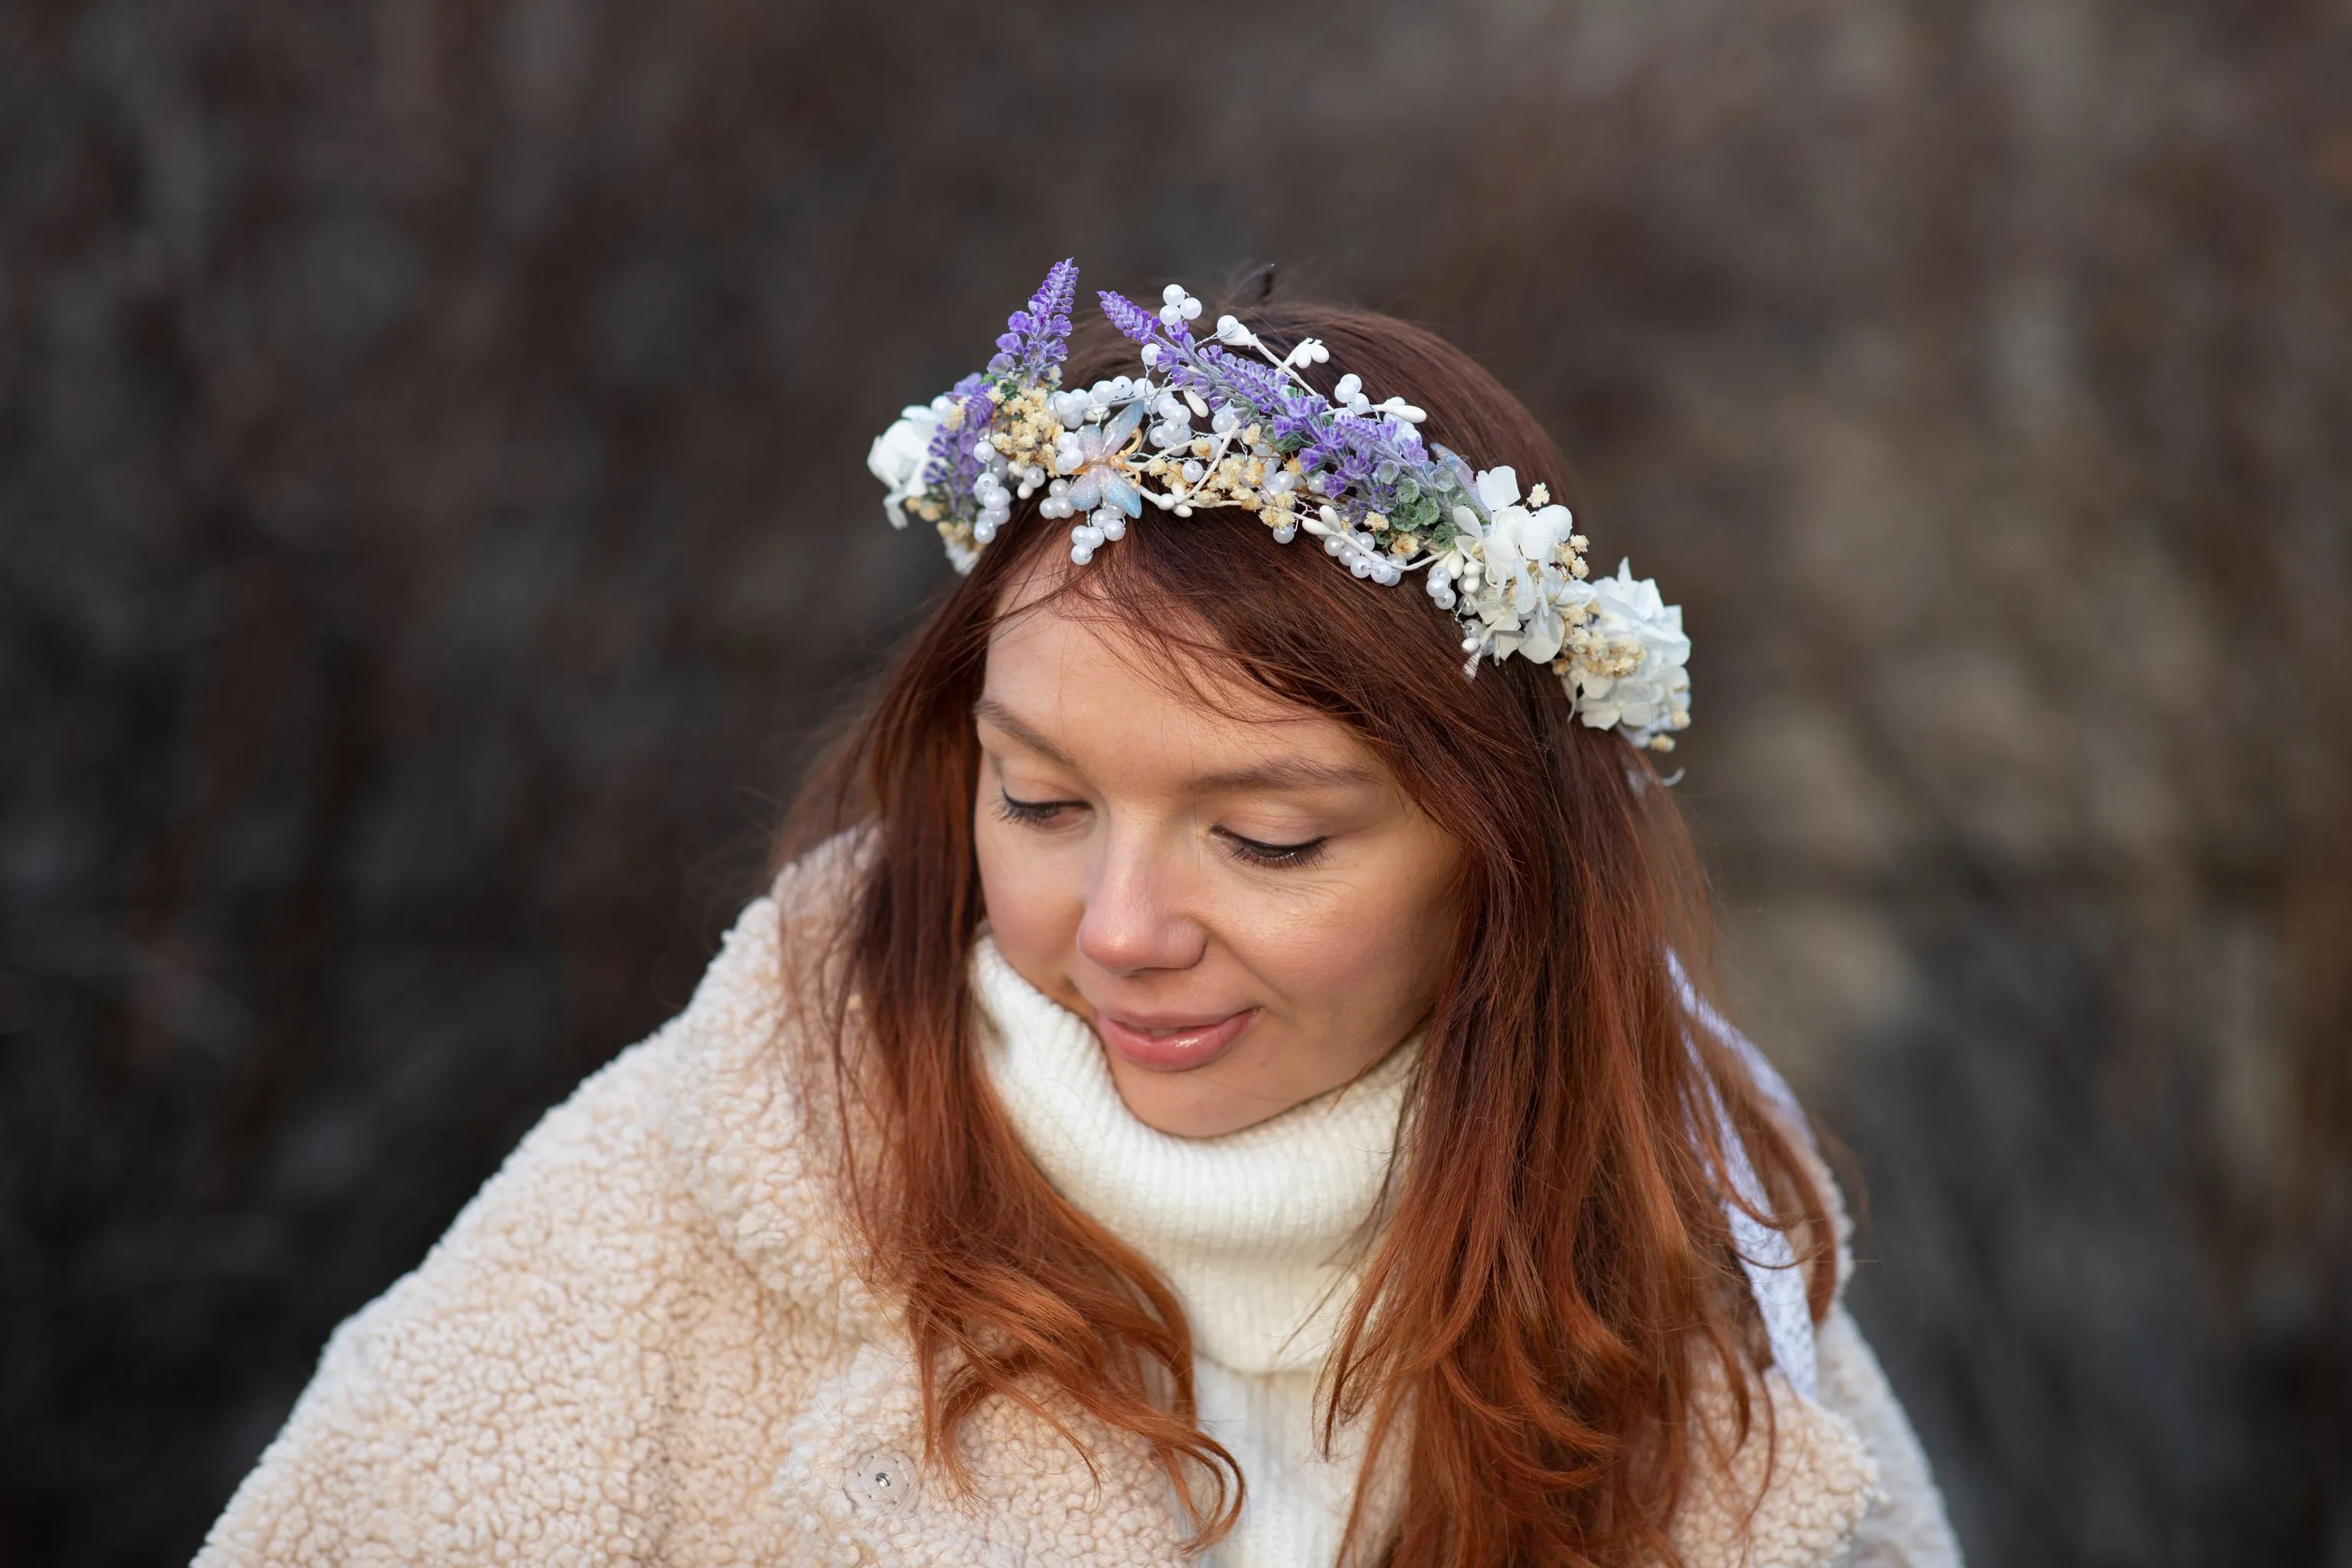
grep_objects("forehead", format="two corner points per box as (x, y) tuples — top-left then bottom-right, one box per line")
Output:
(979, 578), (1379, 783)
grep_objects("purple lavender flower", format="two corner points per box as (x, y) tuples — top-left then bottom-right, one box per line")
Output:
(1083, 285), (1465, 530)
(1253, 390), (1447, 524)
(988, 258), (1080, 380)
(1268, 391), (1326, 449)
(919, 372), (995, 519)
(1097, 289), (1161, 345)
(1192, 345), (1286, 410)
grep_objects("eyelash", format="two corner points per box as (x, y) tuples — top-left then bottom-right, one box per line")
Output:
(994, 790), (1075, 829)
(1217, 828), (1330, 870)
(994, 791), (1329, 871)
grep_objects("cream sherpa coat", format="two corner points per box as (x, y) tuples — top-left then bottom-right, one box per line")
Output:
(198, 851), (1962, 1568)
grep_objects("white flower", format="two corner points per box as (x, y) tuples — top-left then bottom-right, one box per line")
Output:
(867, 397), (947, 529)
(1568, 559), (1692, 748)
(1455, 466), (1585, 664)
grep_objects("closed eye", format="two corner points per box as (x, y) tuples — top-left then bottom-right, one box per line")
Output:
(995, 789), (1085, 828)
(1216, 828), (1329, 870)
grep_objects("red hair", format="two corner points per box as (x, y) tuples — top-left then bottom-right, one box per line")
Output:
(782, 302), (1834, 1567)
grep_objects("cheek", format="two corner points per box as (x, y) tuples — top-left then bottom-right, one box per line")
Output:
(974, 810), (1083, 969)
(1230, 847), (1460, 1027)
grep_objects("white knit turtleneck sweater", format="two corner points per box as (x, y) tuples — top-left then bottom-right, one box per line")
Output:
(972, 936), (1410, 1568)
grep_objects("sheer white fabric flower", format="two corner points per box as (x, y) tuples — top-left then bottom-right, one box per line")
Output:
(1569, 560), (1692, 748)
(867, 398), (946, 529)
(1050, 400), (1147, 519)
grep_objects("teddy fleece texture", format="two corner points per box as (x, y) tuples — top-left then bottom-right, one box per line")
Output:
(196, 850), (1963, 1567)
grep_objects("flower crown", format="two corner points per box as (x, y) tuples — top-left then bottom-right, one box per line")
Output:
(868, 260), (1692, 750)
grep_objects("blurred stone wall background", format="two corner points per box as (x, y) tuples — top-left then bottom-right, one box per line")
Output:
(3, 0), (2347, 1563)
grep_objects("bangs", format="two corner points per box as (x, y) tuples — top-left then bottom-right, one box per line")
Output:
(980, 501), (1443, 729)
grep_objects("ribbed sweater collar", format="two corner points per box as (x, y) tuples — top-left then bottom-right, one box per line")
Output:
(970, 936), (1415, 1376)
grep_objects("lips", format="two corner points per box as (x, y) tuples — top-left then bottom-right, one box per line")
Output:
(1092, 1008), (1258, 1073)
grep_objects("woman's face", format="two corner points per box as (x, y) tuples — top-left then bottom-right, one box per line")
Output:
(974, 580), (1465, 1138)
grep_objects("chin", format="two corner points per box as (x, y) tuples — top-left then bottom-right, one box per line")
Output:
(1101, 1053), (1298, 1141)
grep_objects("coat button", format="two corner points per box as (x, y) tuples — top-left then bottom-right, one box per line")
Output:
(845, 1449), (918, 1514)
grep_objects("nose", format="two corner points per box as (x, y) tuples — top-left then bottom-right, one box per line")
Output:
(1074, 827), (1207, 978)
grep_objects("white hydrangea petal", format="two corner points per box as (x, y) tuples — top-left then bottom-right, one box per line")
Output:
(1521, 604), (1565, 665)
(1474, 466), (1521, 511)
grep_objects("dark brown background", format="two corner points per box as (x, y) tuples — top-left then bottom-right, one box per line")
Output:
(4, 2), (2348, 1563)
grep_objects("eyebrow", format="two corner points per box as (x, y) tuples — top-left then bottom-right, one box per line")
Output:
(972, 696), (1383, 795)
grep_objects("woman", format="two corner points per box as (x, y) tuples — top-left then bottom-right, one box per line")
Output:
(198, 264), (1961, 1567)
